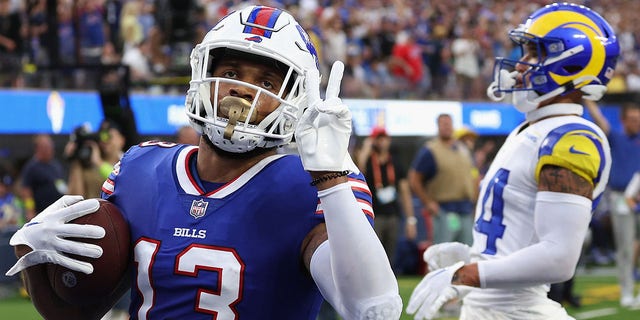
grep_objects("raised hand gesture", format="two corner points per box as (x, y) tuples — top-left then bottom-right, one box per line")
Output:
(295, 61), (357, 173)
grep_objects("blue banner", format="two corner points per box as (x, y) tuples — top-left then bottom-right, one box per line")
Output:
(129, 94), (188, 135)
(0, 89), (624, 136)
(0, 89), (103, 134)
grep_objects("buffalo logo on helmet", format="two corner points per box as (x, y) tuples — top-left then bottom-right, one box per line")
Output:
(244, 35), (263, 43)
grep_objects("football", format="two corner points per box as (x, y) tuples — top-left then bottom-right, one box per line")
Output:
(46, 199), (130, 305)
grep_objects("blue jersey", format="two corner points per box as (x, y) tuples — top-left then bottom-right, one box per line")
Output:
(101, 141), (374, 320)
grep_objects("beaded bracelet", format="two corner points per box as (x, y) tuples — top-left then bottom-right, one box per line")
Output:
(310, 170), (351, 186)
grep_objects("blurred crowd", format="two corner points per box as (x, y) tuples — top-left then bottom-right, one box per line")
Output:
(2, 0), (640, 98)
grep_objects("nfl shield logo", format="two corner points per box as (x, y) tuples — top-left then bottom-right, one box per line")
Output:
(190, 199), (209, 219)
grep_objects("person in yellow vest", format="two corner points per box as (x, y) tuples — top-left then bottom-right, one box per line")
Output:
(409, 114), (476, 246)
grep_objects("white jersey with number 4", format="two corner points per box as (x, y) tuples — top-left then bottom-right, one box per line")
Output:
(465, 103), (611, 315)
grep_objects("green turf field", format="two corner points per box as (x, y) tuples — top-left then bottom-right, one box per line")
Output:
(1, 271), (639, 319)
(397, 272), (640, 320)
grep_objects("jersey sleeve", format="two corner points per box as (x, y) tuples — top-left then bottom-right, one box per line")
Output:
(100, 143), (143, 199)
(101, 157), (123, 200)
(316, 171), (374, 225)
(348, 172), (374, 223)
(535, 124), (606, 187)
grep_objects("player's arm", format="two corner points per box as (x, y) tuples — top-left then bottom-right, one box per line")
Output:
(301, 178), (402, 319)
(15, 244), (129, 320)
(455, 125), (603, 288)
(451, 165), (593, 289)
(296, 61), (402, 319)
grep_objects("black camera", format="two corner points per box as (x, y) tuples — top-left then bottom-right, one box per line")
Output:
(68, 124), (100, 168)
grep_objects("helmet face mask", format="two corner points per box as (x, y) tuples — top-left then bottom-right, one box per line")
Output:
(488, 3), (620, 108)
(185, 6), (320, 153)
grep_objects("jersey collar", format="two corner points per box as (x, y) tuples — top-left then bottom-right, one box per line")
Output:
(175, 146), (286, 198)
(526, 103), (584, 123)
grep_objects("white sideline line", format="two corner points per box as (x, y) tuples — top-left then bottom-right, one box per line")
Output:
(573, 308), (618, 319)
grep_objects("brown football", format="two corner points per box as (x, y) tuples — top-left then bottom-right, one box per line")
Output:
(46, 199), (130, 305)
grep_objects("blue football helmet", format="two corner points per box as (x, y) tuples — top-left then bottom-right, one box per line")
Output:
(487, 3), (620, 106)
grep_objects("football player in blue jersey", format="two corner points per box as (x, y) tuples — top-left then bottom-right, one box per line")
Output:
(407, 3), (619, 320)
(5, 5), (402, 320)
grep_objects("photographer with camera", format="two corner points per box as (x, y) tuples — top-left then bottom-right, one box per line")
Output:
(65, 120), (125, 198)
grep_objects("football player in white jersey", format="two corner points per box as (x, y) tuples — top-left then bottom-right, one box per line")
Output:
(407, 3), (620, 320)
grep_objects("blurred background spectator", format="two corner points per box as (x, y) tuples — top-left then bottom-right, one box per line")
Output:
(450, 24), (481, 100)
(356, 126), (416, 272)
(0, 162), (23, 298)
(0, 0), (634, 100)
(19, 134), (67, 221)
(0, 0), (24, 88)
(624, 171), (640, 281)
(0, 166), (23, 231)
(408, 113), (476, 246)
(585, 100), (640, 308)
(65, 120), (125, 199)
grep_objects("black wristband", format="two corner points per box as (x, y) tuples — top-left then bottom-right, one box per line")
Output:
(310, 170), (351, 186)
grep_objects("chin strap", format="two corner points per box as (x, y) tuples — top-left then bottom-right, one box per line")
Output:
(581, 83), (607, 101)
(488, 67), (606, 103)
(540, 75), (606, 100)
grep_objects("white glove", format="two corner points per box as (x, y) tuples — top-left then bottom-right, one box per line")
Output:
(486, 69), (517, 101)
(6, 196), (105, 276)
(423, 242), (471, 271)
(295, 61), (354, 172)
(406, 261), (471, 320)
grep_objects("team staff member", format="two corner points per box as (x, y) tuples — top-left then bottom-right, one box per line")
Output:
(357, 126), (417, 270)
(409, 113), (476, 246)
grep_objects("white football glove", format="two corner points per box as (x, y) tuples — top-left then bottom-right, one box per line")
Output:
(406, 261), (471, 320)
(6, 195), (105, 276)
(423, 242), (471, 271)
(295, 61), (355, 172)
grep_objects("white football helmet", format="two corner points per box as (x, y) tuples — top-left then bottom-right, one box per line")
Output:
(186, 5), (320, 153)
